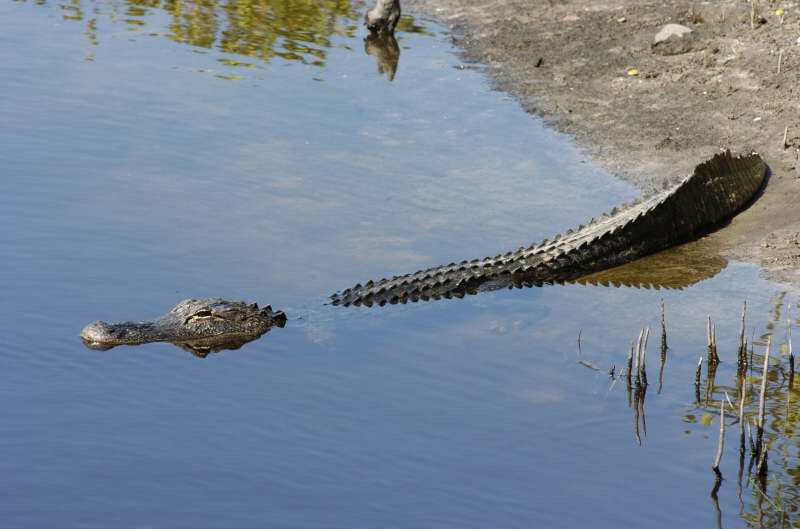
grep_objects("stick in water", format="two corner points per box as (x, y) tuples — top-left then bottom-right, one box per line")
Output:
(756, 337), (771, 453)
(712, 399), (726, 476)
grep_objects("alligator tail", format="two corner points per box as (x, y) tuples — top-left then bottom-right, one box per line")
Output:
(331, 151), (766, 307)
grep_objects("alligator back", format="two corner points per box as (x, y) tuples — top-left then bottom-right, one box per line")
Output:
(331, 151), (766, 307)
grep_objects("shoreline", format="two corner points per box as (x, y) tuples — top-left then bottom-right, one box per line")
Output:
(405, 0), (800, 285)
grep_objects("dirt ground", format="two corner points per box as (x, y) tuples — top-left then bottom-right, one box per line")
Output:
(405, 0), (800, 285)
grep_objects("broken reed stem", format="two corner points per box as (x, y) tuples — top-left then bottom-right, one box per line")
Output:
(739, 377), (747, 454)
(707, 316), (718, 365)
(695, 355), (703, 404)
(783, 126), (789, 149)
(738, 301), (748, 373)
(788, 316), (795, 381)
(640, 327), (650, 386)
(626, 341), (634, 386)
(695, 356), (703, 384)
(577, 328), (582, 354)
(660, 299), (668, 357)
(713, 399), (726, 473)
(634, 328), (645, 385)
(778, 50), (783, 75)
(756, 337), (771, 453)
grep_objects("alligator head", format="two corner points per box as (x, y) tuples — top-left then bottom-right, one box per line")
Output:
(80, 298), (286, 354)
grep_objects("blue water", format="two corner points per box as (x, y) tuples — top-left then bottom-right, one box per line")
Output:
(2, 1), (797, 527)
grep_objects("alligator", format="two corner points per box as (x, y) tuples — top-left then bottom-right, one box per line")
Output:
(365, 0), (401, 35)
(81, 151), (766, 352)
(80, 298), (286, 353)
(330, 151), (767, 307)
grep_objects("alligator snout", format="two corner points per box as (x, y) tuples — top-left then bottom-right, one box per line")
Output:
(80, 321), (125, 349)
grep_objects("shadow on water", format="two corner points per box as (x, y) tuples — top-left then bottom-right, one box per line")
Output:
(22, 0), (428, 73)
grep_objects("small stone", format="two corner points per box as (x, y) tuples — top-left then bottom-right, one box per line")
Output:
(652, 24), (695, 56)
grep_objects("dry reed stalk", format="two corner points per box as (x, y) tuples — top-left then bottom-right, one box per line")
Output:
(738, 301), (747, 373)
(640, 327), (650, 386)
(712, 399), (726, 474)
(756, 337), (771, 455)
(634, 328), (644, 385)
(707, 316), (719, 365)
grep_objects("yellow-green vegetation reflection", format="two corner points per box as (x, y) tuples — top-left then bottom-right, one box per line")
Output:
(28, 0), (429, 70)
(686, 292), (800, 528)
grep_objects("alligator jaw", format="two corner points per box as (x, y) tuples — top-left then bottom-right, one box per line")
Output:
(80, 320), (155, 350)
(330, 150), (767, 307)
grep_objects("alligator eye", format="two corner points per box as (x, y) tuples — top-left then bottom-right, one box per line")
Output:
(184, 309), (214, 325)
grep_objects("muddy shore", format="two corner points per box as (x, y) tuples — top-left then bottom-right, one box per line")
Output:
(405, 0), (800, 284)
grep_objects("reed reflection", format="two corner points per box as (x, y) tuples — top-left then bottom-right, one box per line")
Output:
(682, 292), (800, 528)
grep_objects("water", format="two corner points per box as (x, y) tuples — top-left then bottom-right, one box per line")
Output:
(2, 1), (798, 527)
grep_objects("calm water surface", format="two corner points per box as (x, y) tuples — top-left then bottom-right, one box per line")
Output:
(2, 1), (799, 527)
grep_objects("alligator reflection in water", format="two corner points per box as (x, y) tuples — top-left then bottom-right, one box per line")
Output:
(81, 298), (286, 357)
(25, 0), (428, 71)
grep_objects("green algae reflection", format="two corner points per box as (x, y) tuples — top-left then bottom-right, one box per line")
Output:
(27, 0), (429, 70)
